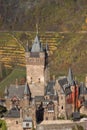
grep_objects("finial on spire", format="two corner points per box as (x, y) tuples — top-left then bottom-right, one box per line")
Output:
(36, 23), (39, 35)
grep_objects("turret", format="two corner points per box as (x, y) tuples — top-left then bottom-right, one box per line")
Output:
(24, 83), (31, 107)
(4, 86), (9, 99)
(24, 83), (31, 99)
(25, 26), (49, 97)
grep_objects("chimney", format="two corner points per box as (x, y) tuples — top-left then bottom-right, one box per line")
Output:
(16, 78), (18, 88)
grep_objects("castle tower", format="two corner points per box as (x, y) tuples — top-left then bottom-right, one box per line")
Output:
(67, 67), (75, 92)
(25, 33), (48, 97)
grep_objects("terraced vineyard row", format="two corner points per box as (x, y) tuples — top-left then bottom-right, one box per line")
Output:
(13, 31), (62, 54)
(0, 32), (87, 82)
(0, 32), (25, 69)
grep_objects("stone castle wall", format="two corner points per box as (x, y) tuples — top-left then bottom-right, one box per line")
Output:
(37, 121), (86, 130)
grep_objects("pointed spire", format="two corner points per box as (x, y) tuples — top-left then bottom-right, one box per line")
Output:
(24, 83), (30, 95)
(31, 36), (41, 52)
(26, 40), (29, 52)
(67, 68), (74, 86)
(31, 24), (44, 52)
(31, 34), (43, 52)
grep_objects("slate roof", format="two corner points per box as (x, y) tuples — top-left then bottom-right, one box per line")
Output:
(23, 116), (32, 122)
(35, 96), (44, 102)
(58, 77), (68, 94)
(7, 83), (30, 99)
(5, 107), (20, 118)
(58, 76), (71, 95)
(31, 35), (43, 53)
(24, 83), (31, 95)
(46, 81), (55, 95)
(79, 82), (87, 96)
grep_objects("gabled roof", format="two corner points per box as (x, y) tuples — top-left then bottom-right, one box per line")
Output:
(8, 83), (30, 99)
(31, 35), (43, 52)
(58, 76), (68, 94)
(58, 76), (71, 95)
(5, 107), (20, 118)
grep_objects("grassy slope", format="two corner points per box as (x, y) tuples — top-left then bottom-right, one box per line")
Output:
(0, 68), (26, 97)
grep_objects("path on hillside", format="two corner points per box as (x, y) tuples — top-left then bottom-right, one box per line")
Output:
(9, 33), (25, 51)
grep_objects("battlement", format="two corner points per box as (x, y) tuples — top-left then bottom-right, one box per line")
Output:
(26, 58), (45, 65)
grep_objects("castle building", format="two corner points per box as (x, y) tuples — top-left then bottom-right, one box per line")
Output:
(4, 32), (87, 129)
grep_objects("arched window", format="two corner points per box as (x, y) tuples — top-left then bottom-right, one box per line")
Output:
(61, 106), (63, 110)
